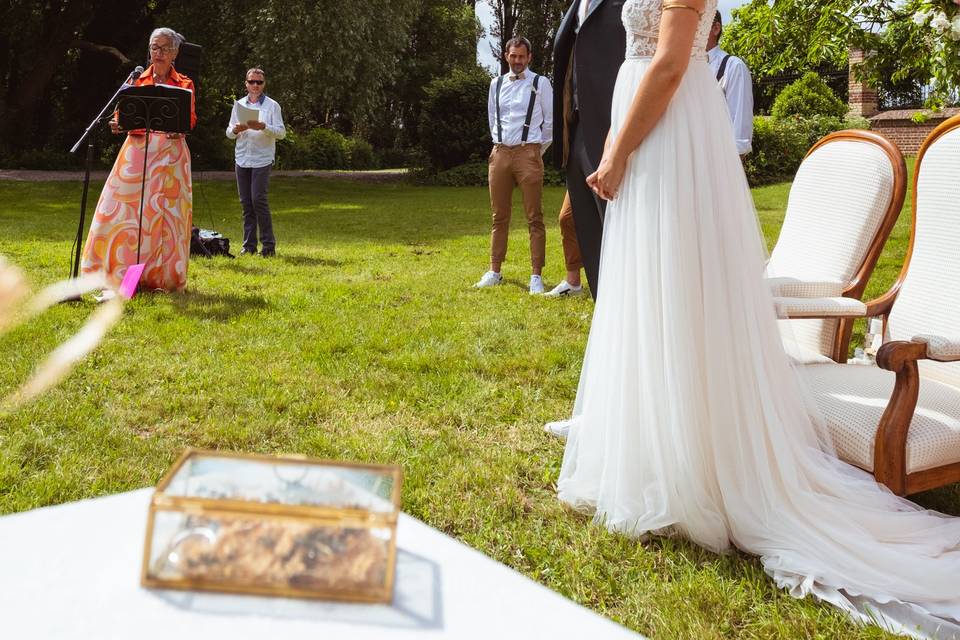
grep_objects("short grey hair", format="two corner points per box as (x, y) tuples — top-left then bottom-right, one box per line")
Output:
(148, 28), (184, 55)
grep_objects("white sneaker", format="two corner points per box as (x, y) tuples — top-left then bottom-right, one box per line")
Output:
(529, 274), (545, 295)
(544, 420), (572, 439)
(474, 271), (503, 288)
(544, 280), (584, 297)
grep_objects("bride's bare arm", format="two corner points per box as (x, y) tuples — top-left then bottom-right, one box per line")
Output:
(588, 0), (705, 200)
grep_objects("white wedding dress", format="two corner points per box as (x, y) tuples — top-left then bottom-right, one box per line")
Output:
(558, 1), (960, 637)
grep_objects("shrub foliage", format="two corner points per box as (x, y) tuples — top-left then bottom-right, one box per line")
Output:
(770, 72), (849, 121)
(418, 66), (493, 171)
(745, 115), (870, 186)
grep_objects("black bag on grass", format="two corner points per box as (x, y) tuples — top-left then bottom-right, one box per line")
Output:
(190, 227), (234, 258)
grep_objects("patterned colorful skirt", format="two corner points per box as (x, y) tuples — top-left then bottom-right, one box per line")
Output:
(82, 133), (192, 291)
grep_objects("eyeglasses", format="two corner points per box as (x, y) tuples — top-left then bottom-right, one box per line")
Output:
(246, 79), (264, 85)
(149, 45), (175, 54)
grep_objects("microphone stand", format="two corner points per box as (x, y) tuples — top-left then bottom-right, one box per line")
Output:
(67, 68), (141, 285)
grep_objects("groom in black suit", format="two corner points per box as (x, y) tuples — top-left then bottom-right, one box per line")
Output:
(553, 0), (626, 300)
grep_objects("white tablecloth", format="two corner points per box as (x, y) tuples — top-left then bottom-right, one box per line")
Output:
(0, 489), (642, 639)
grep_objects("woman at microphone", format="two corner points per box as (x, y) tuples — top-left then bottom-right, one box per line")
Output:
(81, 27), (197, 295)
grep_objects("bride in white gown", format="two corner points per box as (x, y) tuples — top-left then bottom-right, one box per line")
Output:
(557, 0), (960, 637)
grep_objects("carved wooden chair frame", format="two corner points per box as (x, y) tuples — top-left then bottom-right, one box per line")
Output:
(775, 129), (907, 362)
(791, 116), (960, 495)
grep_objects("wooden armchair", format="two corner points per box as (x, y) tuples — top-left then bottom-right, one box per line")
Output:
(765, 130), (907, 362)
(786, 115), (960, 495)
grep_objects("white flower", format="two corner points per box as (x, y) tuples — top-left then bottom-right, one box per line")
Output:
(931, 11), (950, 33)
(913, 10), (929, 25)
(951, 14), (960, 40)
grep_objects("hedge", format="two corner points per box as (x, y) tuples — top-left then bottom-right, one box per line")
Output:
(745, 115), (871, 186)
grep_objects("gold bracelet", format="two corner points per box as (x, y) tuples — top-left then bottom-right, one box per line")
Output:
(662, 2), (703, 16)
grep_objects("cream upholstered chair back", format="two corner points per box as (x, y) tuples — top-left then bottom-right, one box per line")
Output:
(886, 121), (960, 388)
(766, 131), (905, 358)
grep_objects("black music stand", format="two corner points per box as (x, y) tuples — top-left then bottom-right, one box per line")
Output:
(116, 85), (191, 269)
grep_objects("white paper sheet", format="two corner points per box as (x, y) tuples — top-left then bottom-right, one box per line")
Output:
(236, 101), (261, 124)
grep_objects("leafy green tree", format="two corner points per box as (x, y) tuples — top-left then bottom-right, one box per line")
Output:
(364, 0), (482, 152)
(2, 0), (486, 167)
(0, 0), (164, 156)
(160, 0), (420, 131)
(419, 65), (492, 170)
(720, 1), (849, 78)
(726, 0), (960, 109)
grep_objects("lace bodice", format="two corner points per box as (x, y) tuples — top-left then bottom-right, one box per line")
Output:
(623, 0), (717, 59)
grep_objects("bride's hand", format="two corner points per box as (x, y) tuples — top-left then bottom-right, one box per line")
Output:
(586, 152), (627, 201)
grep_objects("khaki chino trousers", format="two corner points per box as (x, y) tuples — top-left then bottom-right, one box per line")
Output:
(558, 191), (582, 272)
(487, 143), (546, 270)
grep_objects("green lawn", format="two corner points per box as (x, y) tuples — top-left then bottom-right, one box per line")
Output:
(0, 170), (949, 639)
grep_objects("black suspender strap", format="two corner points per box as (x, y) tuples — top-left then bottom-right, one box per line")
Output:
(495, 75), (504, 144)
(521, 74), (541, 144)
(716, 54), (732, 82)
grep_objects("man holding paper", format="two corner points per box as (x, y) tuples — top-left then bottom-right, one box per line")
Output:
(226, 68), (286, 257)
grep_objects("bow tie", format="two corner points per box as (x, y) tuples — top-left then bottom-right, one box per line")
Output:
(509, 72), (526, 81)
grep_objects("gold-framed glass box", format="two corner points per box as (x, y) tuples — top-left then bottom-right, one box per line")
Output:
(141, 449), (402, 603)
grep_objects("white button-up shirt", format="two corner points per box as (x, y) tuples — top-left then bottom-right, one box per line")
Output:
(226, 94), (286, 168)
(487, 68), (553, 149)
(708, 47), (754, 155)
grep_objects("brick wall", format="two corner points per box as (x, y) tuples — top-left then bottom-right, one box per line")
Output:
(846, 47), (958, 155)
(869, 109), (960, 155)
(847, 49), (878, 118)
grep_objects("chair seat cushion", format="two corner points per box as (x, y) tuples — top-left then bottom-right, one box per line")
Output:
(775, 296), (867, 319)
(801, 363), (960, 474)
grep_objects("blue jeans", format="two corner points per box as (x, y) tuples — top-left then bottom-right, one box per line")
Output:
(236, 164), (275, 253)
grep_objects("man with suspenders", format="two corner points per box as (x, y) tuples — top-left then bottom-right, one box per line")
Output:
(707, 11), (754, 158)
(475, 36), (554, 294)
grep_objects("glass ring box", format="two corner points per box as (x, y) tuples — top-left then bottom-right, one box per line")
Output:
(141, 449), (402, 603)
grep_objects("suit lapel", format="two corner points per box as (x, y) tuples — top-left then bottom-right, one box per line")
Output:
(582, 0), (606, 25)
(559, 0), (577, 37)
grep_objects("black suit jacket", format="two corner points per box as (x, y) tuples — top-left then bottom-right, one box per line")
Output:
(552, 0), (627, 171)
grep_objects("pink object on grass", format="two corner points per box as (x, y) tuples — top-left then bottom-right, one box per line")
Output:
(118, 264), (145, 299)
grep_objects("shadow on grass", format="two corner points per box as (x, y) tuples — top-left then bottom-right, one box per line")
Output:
(914, 485), (960, 516)
(217, 261), (267, 275)
(278, 254), (347, 268)
(171, 289), (269, 321)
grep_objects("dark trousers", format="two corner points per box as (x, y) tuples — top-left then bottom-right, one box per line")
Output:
(566, 122), (606, 300)
(236, 164), (275, 253)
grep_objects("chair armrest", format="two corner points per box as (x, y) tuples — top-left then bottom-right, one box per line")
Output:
(774, 288), (897, 322)
(911, 335), (960, 362)
(774, 296), (867, 319)
(871, 340), (930, 495)
(876, 340), (929, 371)
(767, 277), (845, 298)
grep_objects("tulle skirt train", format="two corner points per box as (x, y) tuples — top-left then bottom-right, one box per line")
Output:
(558, 58), (960, 638)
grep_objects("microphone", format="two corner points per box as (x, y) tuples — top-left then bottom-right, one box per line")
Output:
(126, 65), (144, 84)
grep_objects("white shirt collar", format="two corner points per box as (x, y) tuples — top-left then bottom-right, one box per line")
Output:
(707, 46), (724, 62)
(506, 67), (533, 81)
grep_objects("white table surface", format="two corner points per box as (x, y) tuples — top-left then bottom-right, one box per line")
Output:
(0, 489), (643, 639)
